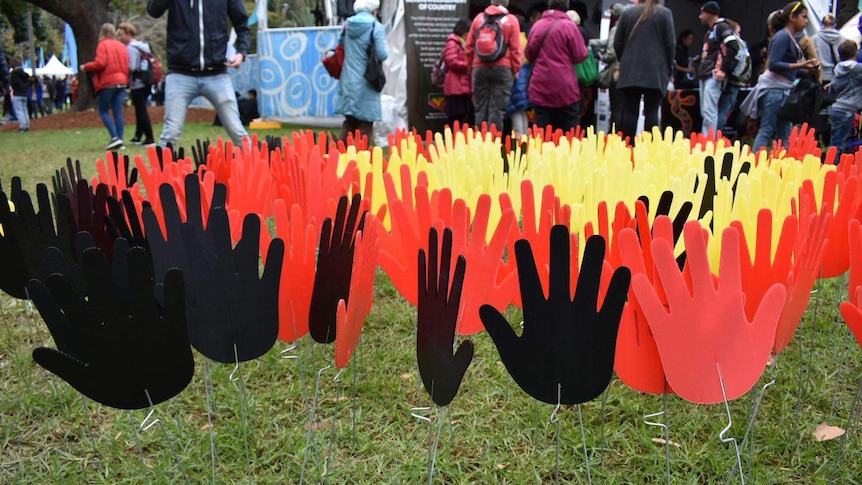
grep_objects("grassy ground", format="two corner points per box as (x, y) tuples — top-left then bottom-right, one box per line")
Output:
(0, 124), (861, 483)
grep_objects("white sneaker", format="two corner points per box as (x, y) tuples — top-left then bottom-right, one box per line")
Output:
(105, 138), (124, 150)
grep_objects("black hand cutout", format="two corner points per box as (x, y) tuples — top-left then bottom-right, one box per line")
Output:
(696, 152), (751, 221)
(0, 180), (76, 298)
(637, 190), (692, 269)
(480, 227), (631, 405)
(106, 189), (150, 250)
(30, 239), (193, 410)
(179, 209), (284, 363)
(309, 193), (367, 344)
(417, 227), (474, 407)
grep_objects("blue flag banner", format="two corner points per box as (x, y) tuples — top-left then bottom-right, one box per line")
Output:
(64, 23), (78, 73)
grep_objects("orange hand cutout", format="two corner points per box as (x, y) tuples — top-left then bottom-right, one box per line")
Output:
(840, 286), (862, 350)
(773, 195), (830, 354)
(630, 222), (786, 404)
(335, 219), (378, 369)
(616, 210), (676, 395)
(452, 194), (517, 335)
(273, 199), (317, 342)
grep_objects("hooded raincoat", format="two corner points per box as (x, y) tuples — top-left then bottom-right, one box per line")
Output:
(334, 11), (389, 122)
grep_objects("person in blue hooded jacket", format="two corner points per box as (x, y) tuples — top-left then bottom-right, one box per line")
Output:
(335, 0), (389, 143)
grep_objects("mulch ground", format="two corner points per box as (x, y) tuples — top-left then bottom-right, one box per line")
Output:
(0, 106), (214, 132)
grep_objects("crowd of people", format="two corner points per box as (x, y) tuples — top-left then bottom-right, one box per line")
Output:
(4, 0), (862, 157)
(425, 0), (862, 156)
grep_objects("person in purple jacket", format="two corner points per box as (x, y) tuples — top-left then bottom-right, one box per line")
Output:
(525, 0), (587, 132)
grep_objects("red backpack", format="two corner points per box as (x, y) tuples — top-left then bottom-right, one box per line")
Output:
(474, 13), (507, 63)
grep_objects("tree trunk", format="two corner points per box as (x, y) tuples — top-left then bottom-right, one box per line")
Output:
(25, 0), (111, 110)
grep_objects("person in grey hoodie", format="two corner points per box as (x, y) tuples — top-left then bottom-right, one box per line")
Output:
(829, 40), (862, 155)
(813, 14), (846, 83)
(118, 22), (155, 146)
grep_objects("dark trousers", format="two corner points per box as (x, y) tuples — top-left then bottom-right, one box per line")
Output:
(619, 87), (663, 141)
(339, 115), (373, 144)
(131, 86), (154, 142)
(533, 102), (581, 133)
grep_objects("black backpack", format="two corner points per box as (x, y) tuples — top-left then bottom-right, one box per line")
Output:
(475, 13), (507, 63)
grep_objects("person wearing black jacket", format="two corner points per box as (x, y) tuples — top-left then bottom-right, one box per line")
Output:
(147, 0), (250, 148)
(696, 1), (739, 135)
(9, 58), (31, 132)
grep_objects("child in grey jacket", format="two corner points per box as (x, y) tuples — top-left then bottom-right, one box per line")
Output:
(830, 40), (862, 154)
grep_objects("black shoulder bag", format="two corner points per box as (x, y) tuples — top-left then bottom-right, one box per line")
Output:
(365, 24), (386, 92)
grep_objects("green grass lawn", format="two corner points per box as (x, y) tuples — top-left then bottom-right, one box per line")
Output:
(0, 124), (860, 483)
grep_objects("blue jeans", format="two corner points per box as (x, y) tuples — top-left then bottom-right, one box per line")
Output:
(98, 86), (126, 140)
(160, 72), (247, 148)
(716, 85), (740, 133)
(830, 108), (855, 155)
(699, 77), (724, 135)
(753, 88), (792, 153)
(12, 96), (28, 130)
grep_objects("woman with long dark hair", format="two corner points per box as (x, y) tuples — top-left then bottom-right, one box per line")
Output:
(747, 2), (819, 152)
(612, 0), (675, 140)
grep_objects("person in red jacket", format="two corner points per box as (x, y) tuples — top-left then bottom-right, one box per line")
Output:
(526, 0), (588, 132)
(465, 0), (522, 132)
(81, 23), (130, 150)
(443, 18), (474, 127)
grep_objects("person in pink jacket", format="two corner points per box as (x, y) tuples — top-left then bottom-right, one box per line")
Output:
(525, 0), (588, 132)
(465, 0), (522, 132)
(81, 23), (130, 150)
(443, 18), (474, 127)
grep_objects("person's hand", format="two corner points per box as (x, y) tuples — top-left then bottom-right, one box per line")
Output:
(713, 69), (726, 81)
(417, 227), (473, 407)
(225, 53), (244, 68)
(480, 227), (631, 405)
(30, 239), (194, 410)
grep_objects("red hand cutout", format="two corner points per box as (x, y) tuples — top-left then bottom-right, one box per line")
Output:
(335, 219), (379, 369)
(630, 222), (786, 404)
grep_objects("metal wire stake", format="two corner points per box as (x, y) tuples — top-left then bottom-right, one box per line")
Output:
(80, 395), (100, 458)
(323, 369), (345, 483)
(203, 358), (217, 485)
(427, 405), (446, 485)
(599, 390), (607, 472)
(300, 344), (330, 485)
(229, 345), (253, 485)
(833, 373), (862, 479)
(129, 410), (150, 484)
(644, 389), (670, 485)
(142, 389), (190, 485)
(717, 363), (745, 485)
(577, 402), (593, 485)
(549, 384), (562, 485)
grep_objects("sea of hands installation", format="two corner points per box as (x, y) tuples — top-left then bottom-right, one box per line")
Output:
(3, 121), (862, 477)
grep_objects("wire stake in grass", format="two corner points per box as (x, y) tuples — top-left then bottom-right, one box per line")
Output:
(140, 388), (191, 484)
(300, 342), (331, 485)
(202, 358), (218, 485)
(323, 368), (345, 483)
(229, 344), (254, 485)
(717, 363), (745, 485)
(644, 386), (670, 485)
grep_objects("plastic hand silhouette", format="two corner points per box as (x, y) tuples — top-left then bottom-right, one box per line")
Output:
(840, 287), (862, 349)
(179, 208), (284, 363)
(273, 199), (316, 342)
(335, 219), (379, 369)
(106, 189), (149, 250)
(480, 227), (631, 405)
(630, 222), (786, 404)
(29, 239), (193, 410)
(143, 174), (227, 287)
(696, 153), (750, 221)
(451, 194), (517, 335)
(773, 196), (829, 354)
(418, 227), (474, 407)
(0, 180), (76, 297)
(616, 209), (675, 395)
(309, 193), (367, 344)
